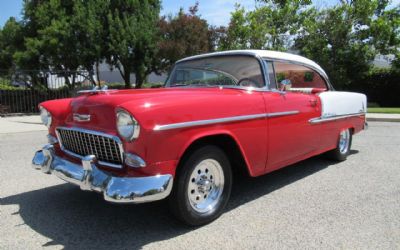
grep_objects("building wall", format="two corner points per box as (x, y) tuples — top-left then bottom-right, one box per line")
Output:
(97, 63), (168, 84)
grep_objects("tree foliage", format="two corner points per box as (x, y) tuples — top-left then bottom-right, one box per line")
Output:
(158, 3), (214, 71)
(296, 0), (400, 89)
(0, 17), (24, 73)
(107, 0), (161, 88)
(0, 0), (399, 92)
(219, 1), (312, 50)
(2, 0), (161, 88)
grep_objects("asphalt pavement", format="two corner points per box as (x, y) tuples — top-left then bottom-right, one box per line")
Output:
(0, 122), (399, 249)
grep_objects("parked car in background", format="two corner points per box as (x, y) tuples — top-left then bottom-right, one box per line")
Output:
(32, 50), (367, 226)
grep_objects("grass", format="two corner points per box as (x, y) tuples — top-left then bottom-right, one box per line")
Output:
(368, 107), (400, 114)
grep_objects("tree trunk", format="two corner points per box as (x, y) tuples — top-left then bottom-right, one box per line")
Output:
(72, 73), (76, 87)
(95, 61), (101, 87)
(64, 75), (72, 90)
(116, 63), (131, 89)
(135, 73), (145, 89)
(123, 70), (131, 88)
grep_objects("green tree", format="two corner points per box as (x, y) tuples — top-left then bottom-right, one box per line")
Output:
(0, 17), (24, 74)
(157, 3), (212, 71)
(218, 5), (249, 50)
(16, 0), (82, 88)
(73, 0), (109, 85)
(13, 0), (43, 74)
(295, 0), (400, 89)
(14, 0), (111, 87)
(107, 0), (161, 88)
(220, 1), (312, 51)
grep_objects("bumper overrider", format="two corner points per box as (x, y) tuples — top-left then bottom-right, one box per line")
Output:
(32, 144), (173, 203)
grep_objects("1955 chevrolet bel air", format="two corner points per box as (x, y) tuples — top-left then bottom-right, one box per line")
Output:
(32, 50), (367, 225)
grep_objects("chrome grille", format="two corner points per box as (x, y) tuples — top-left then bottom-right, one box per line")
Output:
(56, 127), (123, 168)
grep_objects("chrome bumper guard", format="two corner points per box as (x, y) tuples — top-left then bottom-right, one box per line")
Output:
(32, 144), (173, 203)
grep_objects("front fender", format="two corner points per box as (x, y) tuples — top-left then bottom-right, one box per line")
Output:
(177, 130), (254, 175)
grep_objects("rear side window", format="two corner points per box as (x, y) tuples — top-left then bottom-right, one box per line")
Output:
(273, 61), (327, 90)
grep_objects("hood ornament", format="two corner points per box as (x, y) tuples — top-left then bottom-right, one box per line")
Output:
(73, 113), (91, 122)
(78, 85), (109, 95)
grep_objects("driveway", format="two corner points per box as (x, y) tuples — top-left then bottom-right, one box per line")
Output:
(0, 122), (399, 249)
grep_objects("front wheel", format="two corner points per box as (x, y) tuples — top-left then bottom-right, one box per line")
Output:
(327, 128), (352, 161)
(168, 145), (232, 226)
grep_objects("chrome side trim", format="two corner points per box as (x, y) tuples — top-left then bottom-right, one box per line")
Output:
(267, 110), (300, 118)
(55, 127), (124, 169)
(309, 112), (366, 124)
(154, 111), (299, 131)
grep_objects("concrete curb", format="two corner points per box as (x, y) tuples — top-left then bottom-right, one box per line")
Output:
(0, 113), (38, 117)
(367, 113), (400, 123)
(367, 117), (400, 122)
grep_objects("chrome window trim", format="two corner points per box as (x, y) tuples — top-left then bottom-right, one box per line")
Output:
(309, 112), (366, 124)
(154, 111), (299, 131)
(55, 127), (124, 169)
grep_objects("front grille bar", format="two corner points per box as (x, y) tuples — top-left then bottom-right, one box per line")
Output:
(55, 127), (124, 169)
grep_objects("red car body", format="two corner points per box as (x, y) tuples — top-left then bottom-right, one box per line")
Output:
(40, 88), (365, 178)
(33, 50), (367, 224)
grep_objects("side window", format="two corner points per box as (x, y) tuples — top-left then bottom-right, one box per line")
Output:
(273, 61), (327, 91)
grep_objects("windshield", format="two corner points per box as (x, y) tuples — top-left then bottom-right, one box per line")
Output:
(166, 55), (265, 88)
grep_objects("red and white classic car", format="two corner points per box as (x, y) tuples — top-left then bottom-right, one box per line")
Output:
(33, 50), (367, 225)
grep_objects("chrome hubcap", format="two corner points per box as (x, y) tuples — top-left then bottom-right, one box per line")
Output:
(187, 159), (224, 214)
(339, 129), (350, 154)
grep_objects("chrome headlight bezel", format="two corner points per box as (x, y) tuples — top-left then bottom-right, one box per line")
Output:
(39, 106), (52, 128)
(116, 109), (140, 141)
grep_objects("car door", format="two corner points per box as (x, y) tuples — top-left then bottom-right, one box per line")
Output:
(263, 61), (325, 171)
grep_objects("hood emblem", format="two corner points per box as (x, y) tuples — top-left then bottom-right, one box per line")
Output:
(73, 113), (91, 122)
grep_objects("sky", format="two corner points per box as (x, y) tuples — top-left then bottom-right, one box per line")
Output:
(1, 0), (399, 28)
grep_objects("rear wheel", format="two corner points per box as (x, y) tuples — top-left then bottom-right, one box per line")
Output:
(327, 128), (352, 161)
(169, 145), (232, 226)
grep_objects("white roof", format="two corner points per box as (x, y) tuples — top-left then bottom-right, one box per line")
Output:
(177, 50), (329, 82)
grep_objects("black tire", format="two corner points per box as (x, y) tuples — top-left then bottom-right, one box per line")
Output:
(326, 128), (352, 161)
(168, 145), (232, 226)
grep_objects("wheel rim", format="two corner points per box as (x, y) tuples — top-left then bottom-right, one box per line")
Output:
(187, 159), (224, 214)
(339, 129), (350, 154)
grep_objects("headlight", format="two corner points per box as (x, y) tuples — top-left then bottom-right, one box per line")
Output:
(116, 110), (140, 141)
(40, 106), (52, 128)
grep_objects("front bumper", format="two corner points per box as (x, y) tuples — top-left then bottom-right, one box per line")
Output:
(32, 144), (173, 203)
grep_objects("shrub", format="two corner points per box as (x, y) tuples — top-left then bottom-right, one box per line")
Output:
(347, 68), (400, 107)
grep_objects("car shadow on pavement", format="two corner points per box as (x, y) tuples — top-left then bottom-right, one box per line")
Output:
(0, 154), (346, 249)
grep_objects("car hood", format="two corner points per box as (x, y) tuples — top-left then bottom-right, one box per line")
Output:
(63, 87), (260, 131)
